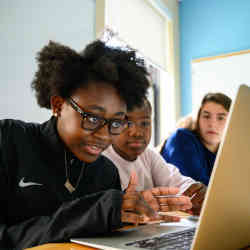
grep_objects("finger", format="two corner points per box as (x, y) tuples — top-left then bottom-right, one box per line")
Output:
(183, 183), (204, 197)
(151, 186), (180, 196)
(135, 198), (158, 219)
(160, 215), (181, 222)
(156, 196), (191, 205)
(160, 204), (191, 212)
(185, 209), (193, 215)
(190, 188), (205, 216)
(121, 211), (141, 225)
(191, 186), (206, 205)
(191, 206), (201, 216)
(122, 193), (140, 211)
(141, 189), (160, 211)
(126, 170), (138, 193)
(192, 194), (204, 207)
(139, 215), (151, 224)
(122, 192), (158, 220)
(123, 192), (138, 201)
(156, 196), (192, 211)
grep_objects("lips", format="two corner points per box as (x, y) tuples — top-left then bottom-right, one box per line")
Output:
(207, 131), (218, 135)
(83, 143), (108, 156)
(127, 140), (145, 148)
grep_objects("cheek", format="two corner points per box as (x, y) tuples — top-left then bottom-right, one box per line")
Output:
(58, 116), (85, 147)
(112, 135), (127, 149)
(217, 121), (227, 133)
(145, 130), (151, 142)
(199, 120), (206, 132)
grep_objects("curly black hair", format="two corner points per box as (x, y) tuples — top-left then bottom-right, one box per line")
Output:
(31, 40), (150, 111)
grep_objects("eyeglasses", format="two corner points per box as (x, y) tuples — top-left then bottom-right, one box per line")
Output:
(127, 120), (151, 129)
(68, 98), (128, 135)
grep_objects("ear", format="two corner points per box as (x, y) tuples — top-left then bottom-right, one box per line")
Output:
(50, 96), (64, 117)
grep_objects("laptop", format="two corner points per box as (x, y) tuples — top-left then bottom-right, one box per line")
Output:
(71, 84), (250, 250)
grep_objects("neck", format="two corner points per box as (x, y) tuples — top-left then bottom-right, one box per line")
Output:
(203, 141), (219, 153)
(112, 145), (137, 161)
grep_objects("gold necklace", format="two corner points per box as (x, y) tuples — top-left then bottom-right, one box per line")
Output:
(64, 150), (84, 193)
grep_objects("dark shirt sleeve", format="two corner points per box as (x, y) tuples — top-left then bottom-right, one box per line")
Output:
(0, 122), (123, 249)
(0, 185), (123, 249)
(161, 129), (208, 184)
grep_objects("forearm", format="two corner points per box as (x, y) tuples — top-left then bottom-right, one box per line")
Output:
(152, 155), (195, 192)
(0, 190), (123, 249)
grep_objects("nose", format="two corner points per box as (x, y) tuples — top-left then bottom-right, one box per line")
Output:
(128, 124), (144, 137)
(93, 124), (112, 142)
(208, 116), (217, 128)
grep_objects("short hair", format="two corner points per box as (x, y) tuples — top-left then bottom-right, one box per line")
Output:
(144, 98), (152, 114)
(128, 97), (152, 113)
(31, 40), (150, 111)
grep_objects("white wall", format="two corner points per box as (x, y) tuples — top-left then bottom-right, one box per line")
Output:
(192, 50), (250, 110)
(0, 0), (95, 122)
(105, 0), (167, 68)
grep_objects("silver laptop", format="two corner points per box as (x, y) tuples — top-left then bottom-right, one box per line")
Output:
(71, 84), (250, 250)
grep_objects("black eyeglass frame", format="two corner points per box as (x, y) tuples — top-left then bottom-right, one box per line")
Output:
(68, 97), (128, 135)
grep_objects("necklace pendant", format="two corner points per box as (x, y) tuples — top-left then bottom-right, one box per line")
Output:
(64, 179), (75, 193)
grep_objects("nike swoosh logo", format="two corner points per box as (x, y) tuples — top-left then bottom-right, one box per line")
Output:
(19, 177), (43, 188)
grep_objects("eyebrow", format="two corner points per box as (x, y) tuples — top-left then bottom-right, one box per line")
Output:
(140, 115), (151, 119)
(83, 105), (126, 117)
(202, 111), (227, 116)
(127, 115), (151, 120)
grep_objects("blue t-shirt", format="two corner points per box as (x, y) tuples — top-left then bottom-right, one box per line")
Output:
(161, 128), (216, 185)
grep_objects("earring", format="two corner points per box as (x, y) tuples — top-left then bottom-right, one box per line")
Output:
(53, 111), (58, 117)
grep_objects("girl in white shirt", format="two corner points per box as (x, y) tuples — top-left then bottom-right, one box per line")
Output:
(103, 98), (206, 215)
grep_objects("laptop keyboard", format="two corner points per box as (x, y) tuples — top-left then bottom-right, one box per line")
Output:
(125, 227), (196, 250)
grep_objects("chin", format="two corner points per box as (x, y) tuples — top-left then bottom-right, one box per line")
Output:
(79, 153), (100, 163)
(134, 150), (144, 158)
(126, 151), (140, 160)
(130, 146), (145, 152)
(206, 135), (218, 142)
(128, 148), (141, 154)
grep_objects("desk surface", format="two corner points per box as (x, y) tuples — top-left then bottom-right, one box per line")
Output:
(26, 242), (97, 250)
(26, 241), (250, 250)
(26, 242), (250, 250)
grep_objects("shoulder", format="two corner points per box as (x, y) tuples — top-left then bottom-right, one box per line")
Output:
(0, 119), (40, 132)
(145, 148), (179, 174)
(139, 147), (162, 166)
(0, 119), (42, 146)
(102, 145), (115, 159)
(162, 128), (202, 154)
(0, 119), (37, 136)
(102, 146), (129, 167)
(168, 128), (198, 143)
(87, 154), (121, 190)
(144, 147), (160, 158)
(99, 154), (116, 165)
(94, 154), (118, 172)
(175, 128), (195, 137)
(0, 119), (25, 129)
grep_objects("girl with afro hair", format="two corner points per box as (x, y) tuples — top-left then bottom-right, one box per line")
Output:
(0, 40), (159, 249)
